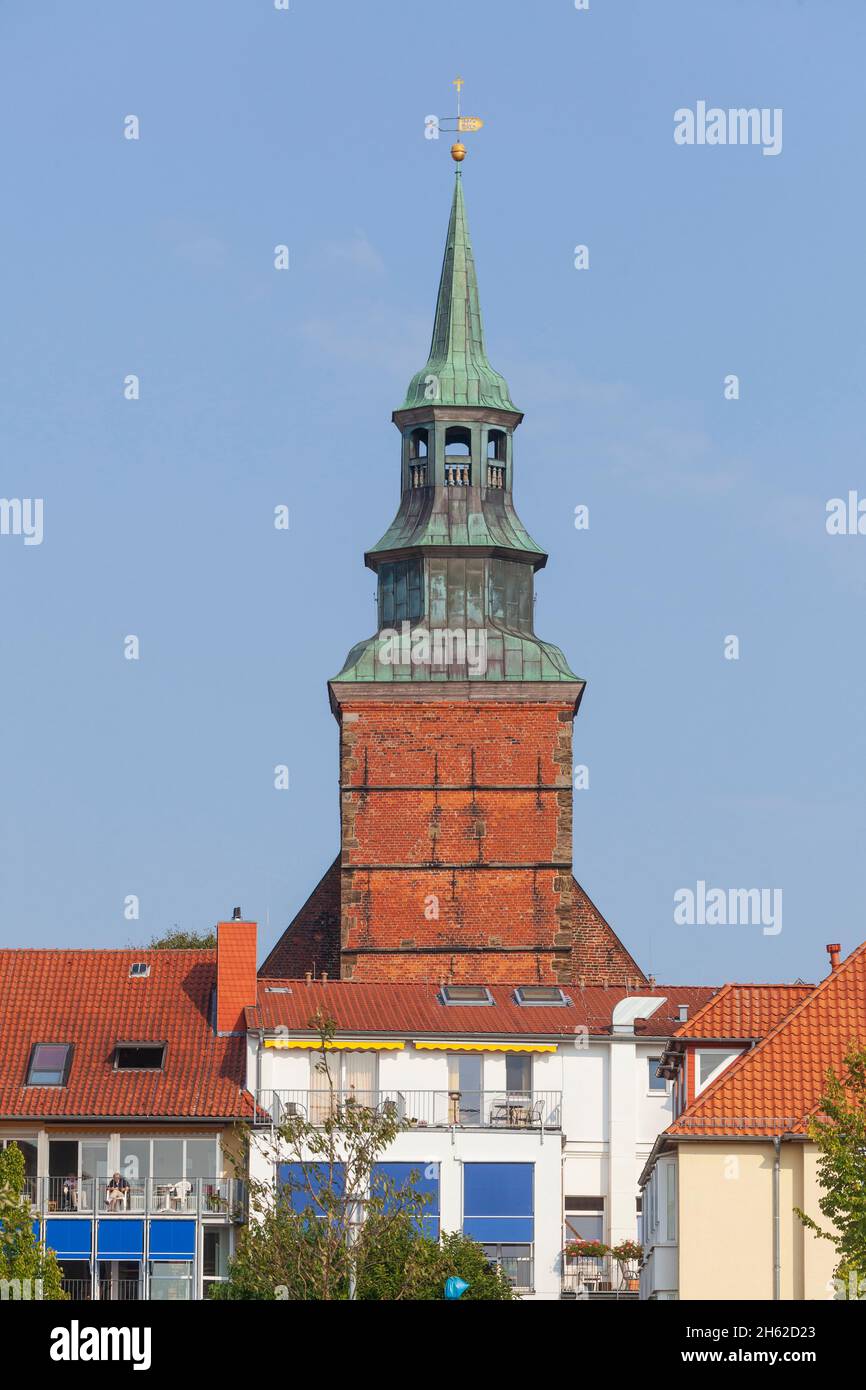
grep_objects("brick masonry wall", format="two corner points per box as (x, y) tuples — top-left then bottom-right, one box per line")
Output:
(337, 697), (576, 983)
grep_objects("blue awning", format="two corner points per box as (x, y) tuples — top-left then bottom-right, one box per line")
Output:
(45, 1219), (92, 1259)
(97, 1219), (144, 1260)
(148, 1219), (196, 1260)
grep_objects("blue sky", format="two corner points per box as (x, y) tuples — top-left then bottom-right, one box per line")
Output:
(1, 0), (864, 986)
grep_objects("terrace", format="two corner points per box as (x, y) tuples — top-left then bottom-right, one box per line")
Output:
(254, 1089), (562, 1134)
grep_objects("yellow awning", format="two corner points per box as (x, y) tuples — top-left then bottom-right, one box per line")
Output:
(413, 1041), (556, 1054)
(264, 1039), (405, 1051)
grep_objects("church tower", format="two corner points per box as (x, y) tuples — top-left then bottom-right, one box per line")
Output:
(261, 161), (646, 990)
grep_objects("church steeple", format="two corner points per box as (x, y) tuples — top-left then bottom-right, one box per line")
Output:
(402, 171), (516, 412)
(333, 164), (580, 685)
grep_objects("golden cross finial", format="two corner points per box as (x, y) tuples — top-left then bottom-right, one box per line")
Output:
(448, 77), (483, 163)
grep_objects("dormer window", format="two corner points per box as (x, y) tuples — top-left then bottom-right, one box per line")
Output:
(114, 1042), (166, 1071)
(513, 985), (570, 1007)
(439, 985), (493, 1006)
(129, 962), (151, 979)
(26, 1042), (73, 1087)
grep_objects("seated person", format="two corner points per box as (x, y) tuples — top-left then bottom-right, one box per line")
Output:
(105, 1171), (130, 1210)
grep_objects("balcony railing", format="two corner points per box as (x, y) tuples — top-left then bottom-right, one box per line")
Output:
(561, 1256), (640, 1300)
(255, 1089), (562, 1132)
(61, 1278), (94, 1301)
(31, 1176), (244, 1220)
(99, 1279), (141, 1302)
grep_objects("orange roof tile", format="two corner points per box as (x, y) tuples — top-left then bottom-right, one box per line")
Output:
(249, 979), (716, 1037)
(674, 983), (814, 1040)
(0, 949), (252, 1120)
(668, 942), (866, 1138)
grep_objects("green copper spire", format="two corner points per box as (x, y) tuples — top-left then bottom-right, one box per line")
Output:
(401, 171), (517, 411)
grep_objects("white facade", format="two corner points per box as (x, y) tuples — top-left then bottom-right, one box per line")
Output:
(246, 1012), (676, 1300)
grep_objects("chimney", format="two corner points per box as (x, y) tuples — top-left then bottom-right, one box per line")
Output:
(826, 942), (841, 973)
(216, 914), (257, 1035)
(678, 1003), (689, 1023)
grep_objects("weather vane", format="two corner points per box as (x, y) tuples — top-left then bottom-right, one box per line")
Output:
(443, 76), (484, 163)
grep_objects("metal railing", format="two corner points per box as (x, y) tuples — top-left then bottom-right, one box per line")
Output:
(60, 1278), (94, 1301)
(32, 1176), (244, 1220)
(486, 1246), (534, 1292)
(256, 1089), (562, 1131)
(99, 1279), (141, 1302)
(561, 1256), (641, 1299)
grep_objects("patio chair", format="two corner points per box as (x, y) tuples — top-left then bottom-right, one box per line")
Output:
(171, 1179), (193, 1211)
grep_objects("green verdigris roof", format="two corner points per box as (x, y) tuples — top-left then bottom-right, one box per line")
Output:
(401, 171), (517, 412)
(334, 628), (579, 684)
(366, 482), (546, 563)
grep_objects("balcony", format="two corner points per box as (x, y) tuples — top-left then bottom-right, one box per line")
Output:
(254, 1089), (562, 1133)
(31, 1176), (244, 1221)
(560, 1255), (640, 1301)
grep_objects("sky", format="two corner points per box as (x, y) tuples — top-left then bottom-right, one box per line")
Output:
(1, 0), (864, 987)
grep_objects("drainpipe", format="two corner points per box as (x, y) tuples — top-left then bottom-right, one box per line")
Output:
(772, 1137), (782, 1300)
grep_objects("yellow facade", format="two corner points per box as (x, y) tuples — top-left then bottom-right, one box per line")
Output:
(677, 1141), (837, 1300)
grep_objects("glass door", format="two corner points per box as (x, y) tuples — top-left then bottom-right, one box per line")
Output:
(448, 1054), (483, 1125)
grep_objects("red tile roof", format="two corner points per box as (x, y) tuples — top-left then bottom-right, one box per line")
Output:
(248, 979), (716, 1037)
(0, 950), (252, 1120)
(667, 943), (866, 1138)
(674, 983), (814, 1040)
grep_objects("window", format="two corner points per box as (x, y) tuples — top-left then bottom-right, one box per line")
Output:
(464, 1163), (534, 1290)
(696, 1048), (741, 1091)
(439, 984), (493, 1005)
(371, 1162), (440, 1238)
(513, 985), (570, 1006)
(488, 559), (532, 633)
(114, 1043), (165, 1071)
(665, 1163), (677, 1241)
(648, 1057), (667, 1091)
(149, 1260), (192, 1300)
(203, 1228), (231, 1298)
(379, 558), (423, 626)
(505, 1053), (531, 1096)
(564, 1195), (604, 1245)
(408, 427), (428, 459)
(444, 425), (471, 455)
(308, 1051), (379, 1121)
(487, 429), (506, 461)
(26, 1043), (72, 1086)
(128, 963), (150, 978)
(448, 1053), (483, 1124)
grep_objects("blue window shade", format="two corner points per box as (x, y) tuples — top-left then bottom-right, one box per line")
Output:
(372, 1162), (440, 1238)
(149, 1220), (196, 1260)
(278, 1163), (346, 1215)
(45, 1219), (92, 1259)
(463, 1163), (534, 1243)
(97, 1219), (144, 1260)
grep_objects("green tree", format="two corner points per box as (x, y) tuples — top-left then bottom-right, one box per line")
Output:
(797, 1043), (866, 1297)
(0, 1144), (66, 1300)
(145, 928), (217, 949)
(216, 1013), (513, 1301)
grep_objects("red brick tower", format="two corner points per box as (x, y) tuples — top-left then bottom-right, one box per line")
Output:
(262, 167), (645, 990)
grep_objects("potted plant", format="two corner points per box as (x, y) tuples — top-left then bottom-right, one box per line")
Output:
(610, 1239), (643, 1290)
(564, 1239), (610, 1291)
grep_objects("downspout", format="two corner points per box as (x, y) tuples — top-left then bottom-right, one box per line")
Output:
(772, 1137), (781, 1300)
